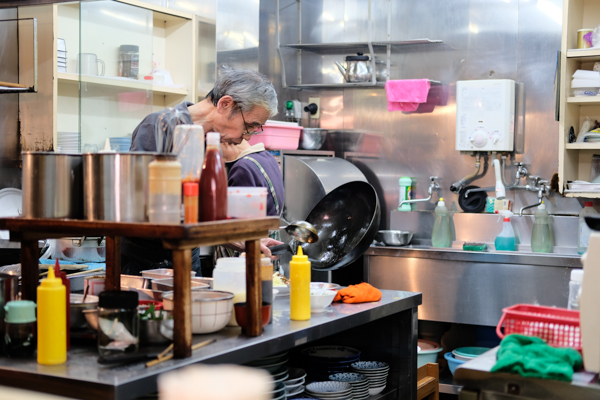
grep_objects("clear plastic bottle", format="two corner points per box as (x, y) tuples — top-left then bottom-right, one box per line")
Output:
(568, 269), (583, 310)
(495, 212), (516, 251)
(199, 132), (228, 222)
(578, 201), (598, 255)
(213, 257), (246, 326)
(431, 198), (451, 248)
(531, 202), (552, 253)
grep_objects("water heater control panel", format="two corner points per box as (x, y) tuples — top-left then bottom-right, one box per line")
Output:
(455, 79), (515, 152)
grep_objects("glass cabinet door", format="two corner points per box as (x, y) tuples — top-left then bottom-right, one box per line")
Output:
(79, 1), (153, 152)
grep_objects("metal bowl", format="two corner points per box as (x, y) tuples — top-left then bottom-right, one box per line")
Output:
(376, 230), (413, 246)
(300, 128), (328, 150)
(70, 294), (99, 329)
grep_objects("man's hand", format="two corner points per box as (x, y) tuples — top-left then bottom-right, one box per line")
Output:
(224, 237), (284, 258)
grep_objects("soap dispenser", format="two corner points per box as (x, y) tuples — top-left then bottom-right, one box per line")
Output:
(495, 210), (516, 251)
(432, 198), (451, 248)
(531, 201), (552, 253)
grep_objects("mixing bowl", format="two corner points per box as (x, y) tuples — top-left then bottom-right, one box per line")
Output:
(376, 230), (413, 246)
(162, 289), (234, 334)
(300, 128), (328, 150)
(70, 294), (99, 329)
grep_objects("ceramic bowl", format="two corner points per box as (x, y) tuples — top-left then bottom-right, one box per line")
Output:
(311, 282), (341, 291)
(234, 302), (272, 332)
(310, 289), (337, 313)
(368, 385), (386, 396)
(351, 361), (389, 370)
(306, 381), (352, 394)
(162, 289), (234, 334)
(329, 372), (368, 383)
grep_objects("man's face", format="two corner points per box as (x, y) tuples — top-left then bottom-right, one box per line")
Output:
(213, 96), (270, 145)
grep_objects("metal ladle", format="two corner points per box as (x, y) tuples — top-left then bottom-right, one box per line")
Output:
(269, 220), (319, 255)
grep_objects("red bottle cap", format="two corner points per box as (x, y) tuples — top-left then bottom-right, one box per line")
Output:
(503, 217), (510, 222)
(183, 182), (199, 196)
(585, 201), (594, 207)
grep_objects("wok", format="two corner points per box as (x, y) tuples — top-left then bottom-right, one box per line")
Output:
(301, 181), (380, 271)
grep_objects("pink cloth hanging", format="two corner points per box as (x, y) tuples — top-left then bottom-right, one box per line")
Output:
(385, 79), (431, 112)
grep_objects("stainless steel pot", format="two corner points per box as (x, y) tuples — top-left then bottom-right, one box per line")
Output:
(22, 152), (83, 219)
(83, 152), (156, 222)
(300, 128), (328, 150)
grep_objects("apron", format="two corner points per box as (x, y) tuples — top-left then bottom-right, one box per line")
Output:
(216, 156), (281, 260)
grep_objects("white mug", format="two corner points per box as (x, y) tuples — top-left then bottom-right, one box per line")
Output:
(78, 53), (105, 76)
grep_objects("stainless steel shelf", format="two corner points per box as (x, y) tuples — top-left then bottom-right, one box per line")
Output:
(439, 373), (461, 395)
(287, 82), (386, 90)
(281, 39), (445, 54)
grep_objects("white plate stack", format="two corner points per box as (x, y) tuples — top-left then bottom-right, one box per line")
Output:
(284, 367), (307, 398)
(246, 352), (290, 400)
(329, 372), (370, 400)
(305, 381), (352, 400)
(56, 132), (79, 153)
(350, 361), (390, 396)
(57, 38), (67, 73)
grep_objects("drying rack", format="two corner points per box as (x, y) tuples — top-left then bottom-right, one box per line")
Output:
(0, 18), (37, 94)
(0, 217), (280, 359)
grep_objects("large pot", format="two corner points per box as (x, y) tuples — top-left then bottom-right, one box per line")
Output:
(22, 152), (83, 219)
(83, 152), (156, 222)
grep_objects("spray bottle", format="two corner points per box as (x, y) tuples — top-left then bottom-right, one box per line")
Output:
(495, 210), (516, 251)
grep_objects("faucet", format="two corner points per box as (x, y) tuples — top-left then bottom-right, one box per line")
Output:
(518, 175), (550, 216)
(399, 176), (441, 209)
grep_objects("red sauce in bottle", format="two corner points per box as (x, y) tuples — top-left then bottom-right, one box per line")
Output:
(198, 133), (227, 221)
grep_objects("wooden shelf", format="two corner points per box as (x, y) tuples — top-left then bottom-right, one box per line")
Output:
(564, 191), (600, 198)
(567, 96), (600, 104)
(567, 48), (600, 61)
(57, 72), (188, 96)
(566, 142), (600, 149)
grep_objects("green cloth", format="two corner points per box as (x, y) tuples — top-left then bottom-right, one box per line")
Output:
(491, 334), (582, 382)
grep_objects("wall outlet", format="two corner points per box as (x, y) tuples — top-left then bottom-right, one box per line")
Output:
(308, 97), (320, 119)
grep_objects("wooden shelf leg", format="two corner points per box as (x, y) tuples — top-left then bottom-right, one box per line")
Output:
(21, 240), (39, 302)
(245, 239), (262, 337)
(105, 236), (121, 291)
(173, 248), (192, 358)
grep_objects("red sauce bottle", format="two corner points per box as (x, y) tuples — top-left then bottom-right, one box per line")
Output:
(198, 132), (228, 221)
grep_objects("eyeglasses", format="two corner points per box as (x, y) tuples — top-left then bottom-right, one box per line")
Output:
(239, 107), (264, 136)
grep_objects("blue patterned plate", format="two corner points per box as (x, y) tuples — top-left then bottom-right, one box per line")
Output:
(329, 372), (367, 383)
(306, 381), (352, 394)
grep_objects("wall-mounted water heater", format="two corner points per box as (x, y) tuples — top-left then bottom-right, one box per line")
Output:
(455, 79), (516, 152)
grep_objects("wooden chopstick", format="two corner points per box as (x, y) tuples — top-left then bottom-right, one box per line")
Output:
(39, 266), (102, 278)
(145, 339), (215, 368)
(0, 81), (27, 88)
(157, 343), (174, 360)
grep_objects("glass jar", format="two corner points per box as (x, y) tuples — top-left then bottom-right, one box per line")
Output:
(118, 44), (140, 79)
(4, 300), (36, 358)
(97, 291), (139, 357)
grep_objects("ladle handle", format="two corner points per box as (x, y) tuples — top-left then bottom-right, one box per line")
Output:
(269, 244), (293, 255)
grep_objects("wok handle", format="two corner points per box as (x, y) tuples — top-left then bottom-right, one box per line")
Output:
(269, 244), (292, 255)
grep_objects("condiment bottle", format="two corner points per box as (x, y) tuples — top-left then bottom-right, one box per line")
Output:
(290, 247), (310, 321)
(199, 132), (227, 221)
(431, 198), (451, 248)
(4, 300), (36, 358)
(260, 256), (274, 324)
(531, 202), (552, 253)
(54, 259), (70, 349)
(37, 266), (67, 365)
(578, 201), (598, 254)
(213, 258), (246, 326)
(183, 182), (199, 224)
(148, 155), (182, 224)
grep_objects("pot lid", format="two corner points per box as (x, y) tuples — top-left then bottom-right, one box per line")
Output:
(345, 52), (370, 61)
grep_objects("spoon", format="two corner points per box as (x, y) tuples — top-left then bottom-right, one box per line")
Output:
(270, 221), (319, 255)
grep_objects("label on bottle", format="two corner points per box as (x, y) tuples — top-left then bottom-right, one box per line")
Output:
(580, 221), (592, 248)
(398, 185), (412, 211)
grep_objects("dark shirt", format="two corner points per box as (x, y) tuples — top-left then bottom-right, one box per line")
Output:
(227, 151), (284, 217)
(130, 101), (194, 151)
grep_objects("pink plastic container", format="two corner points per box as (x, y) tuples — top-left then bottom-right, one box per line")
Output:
(248, 123), (301, 150)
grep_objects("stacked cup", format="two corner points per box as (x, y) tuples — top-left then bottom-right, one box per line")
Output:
(329, 372), (370, 400)
(350, 361), (390, 396)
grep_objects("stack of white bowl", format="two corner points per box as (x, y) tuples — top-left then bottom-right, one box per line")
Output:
(283, 367), (306, 398)
(57, 38), (67, 72)
(305, 381), (352, 400)
(350, 361), (389, 396)
(329, 372), (370, 400)
(246, 351), (289, 400)
(56, 132), (79, 153)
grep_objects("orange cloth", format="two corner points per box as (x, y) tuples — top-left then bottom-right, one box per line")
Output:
(333, 282), (382, 304)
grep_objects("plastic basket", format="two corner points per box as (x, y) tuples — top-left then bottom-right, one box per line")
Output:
(496, 304), (581, 350)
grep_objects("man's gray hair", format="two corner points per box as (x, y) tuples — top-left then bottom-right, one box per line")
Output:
(206, 67), (278, 117)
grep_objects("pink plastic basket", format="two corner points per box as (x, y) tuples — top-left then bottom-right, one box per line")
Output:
(248, 124), (301, 150)
(496, 304), (581, 350)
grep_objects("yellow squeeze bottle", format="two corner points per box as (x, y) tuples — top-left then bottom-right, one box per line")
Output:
(290, 246), (311, 321)
(37, 266), (67, 365)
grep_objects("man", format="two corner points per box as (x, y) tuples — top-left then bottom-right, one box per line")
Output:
(121, 68), (282, 275)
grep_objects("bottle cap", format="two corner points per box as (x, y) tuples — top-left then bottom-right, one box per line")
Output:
(292, 246), (308, 262)
(538, 202), (546, 210)
(207, 132), (221, 146)
(41, 264), (63, 288)
(571, 269), (584, 282)
(437, 197), (446, 207)
(585, 201), (594, 207)
(4, 300), (36, 324)
(98, 290), (138, 310)
(183, 182), (199, 196)
(503, 217), (510, 222)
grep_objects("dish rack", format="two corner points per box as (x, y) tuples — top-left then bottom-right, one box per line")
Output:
(496, 304), (581, 350)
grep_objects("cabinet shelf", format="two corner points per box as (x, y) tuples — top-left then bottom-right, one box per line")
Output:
(563, 191), (600, 198)
(57, 72), (188, 96)
(567, 96), (600, 104)
(567, 48), (600, 61)
(565, 142), (600, 149)
(281, 39), (445, 55)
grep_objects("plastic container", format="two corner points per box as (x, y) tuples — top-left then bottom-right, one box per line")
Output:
(97, 291), (139, 357)
(4, 301), (36, 358)
(37, 267), (67, 365)
(227, 187), (268, 219)
(183, 182), (199, 224)
(148, 155), (182, 224)
(444, 352), (466, 375)
(290, 247), (311, 321)
(398, 177), (413, 212)
(571, 79), (600, 97)
(495, 211), (516, 251)
(213, 257), (246, 326)
(174, 125), (204, 185)
(568, 269), (584, 310)
(431, 198), (451, 248)
(496, 304), (581, 350)
(578, 202), (597, 254)
(247, 123), (302, 150)
(531, 202), (552, 253)
(199, 133), (227, 222)
(417, 340), (443, 367)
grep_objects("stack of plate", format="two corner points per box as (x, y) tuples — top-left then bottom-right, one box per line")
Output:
(57, 132), (79, 153)
(267, 381), (286, 400)
(284, 367), (307, 398)
(301, 346), (361, 381)
(329, 372), (370, 400)
(452, 347), (491, 361)
(57, 38), (67, 73)
(109, 137), (132, 152)
(246, 351), (290, 399)
(305, 381), (352, 400)
(351, 361), (389, 396)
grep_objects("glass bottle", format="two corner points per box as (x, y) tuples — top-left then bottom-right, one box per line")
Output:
(4, 301), (36, 358)
(97, 291), (139, 357)
(198, 132), (227, 221)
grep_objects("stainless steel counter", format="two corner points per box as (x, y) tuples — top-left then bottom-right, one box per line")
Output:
(0, 290), (421, 400)
(365, 246), (581, 326)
